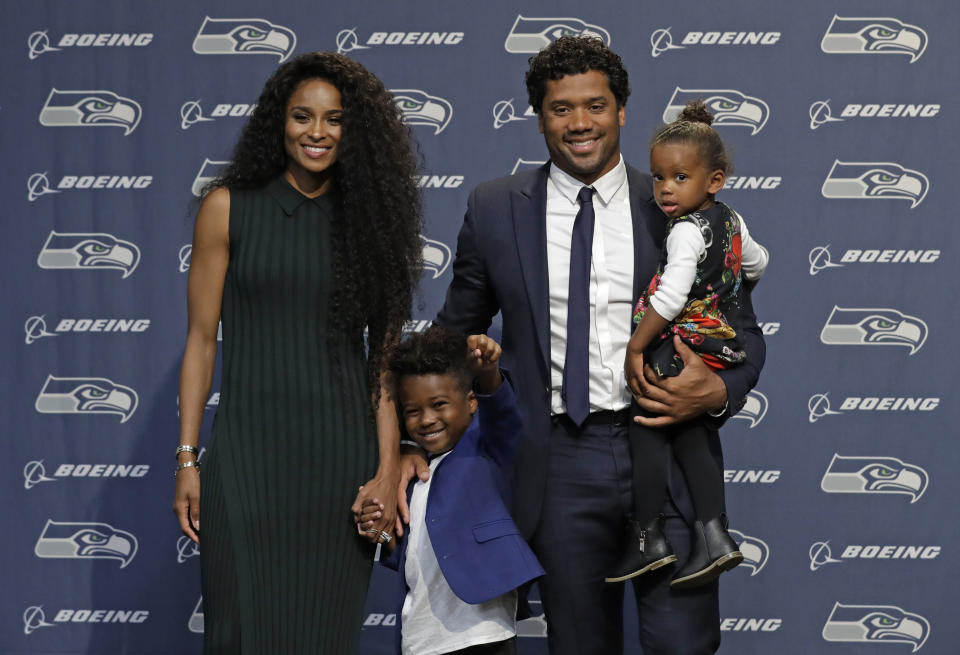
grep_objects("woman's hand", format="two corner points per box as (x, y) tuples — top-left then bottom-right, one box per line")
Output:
(351, 469), (400, 546)
(173, 467), (201, 544)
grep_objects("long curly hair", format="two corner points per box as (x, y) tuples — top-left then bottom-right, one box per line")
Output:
(204, 52), (423, 403)
(525, 36), (631, 113)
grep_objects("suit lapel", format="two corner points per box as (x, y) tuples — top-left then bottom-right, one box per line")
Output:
(511, 164), (551, 372)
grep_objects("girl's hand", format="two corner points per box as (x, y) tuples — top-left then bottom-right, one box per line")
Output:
(173, 468), (201, 544)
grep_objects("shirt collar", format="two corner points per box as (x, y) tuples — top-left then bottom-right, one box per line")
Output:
(266, 175), (334, 216)
(548, 154), (626, 206)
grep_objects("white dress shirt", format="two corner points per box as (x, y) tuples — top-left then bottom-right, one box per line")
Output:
(401, 453), (516, 655)
(546, 156), (634, 414)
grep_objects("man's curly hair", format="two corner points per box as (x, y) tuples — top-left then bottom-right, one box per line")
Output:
(202, 52), (423, 403)
(525, 36), (631, 114)
(388, 326), (472, 397)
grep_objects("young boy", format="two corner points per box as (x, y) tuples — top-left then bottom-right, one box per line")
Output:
(359, 326), (543, 655)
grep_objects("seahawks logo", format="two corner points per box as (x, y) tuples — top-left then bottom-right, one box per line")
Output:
(192, 17), (296, 62)
(729, 390), (767, 428)
(391, 89), (452, 135)
(34, 519), (138, 568)
(820, 306), (927, 355)
(39, 89), (141, 136)
(192, 159), (231, 197)
(821, 16), (928, 63)
(822, 602), (929, 651)
(821, 160), (928, 208)
(663, 88), (769, 135)
(188, 598), (204, 633)
(421, 235), (452, 280)
(37, 231), (140, 278)
(510, 159), (546, 175)
(35, 375), (138, 422)
(504, 15), (610, 53)
(728, 530), (768, 576)
(821, 454), (928, 503)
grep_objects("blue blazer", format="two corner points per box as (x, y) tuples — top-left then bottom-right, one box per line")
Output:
(381, 378), (545, 650)
(435, 163), (766, 536)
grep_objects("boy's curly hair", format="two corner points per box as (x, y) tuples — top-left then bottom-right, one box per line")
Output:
(388, 325), (472, 395)
(525, 35), (631, 113)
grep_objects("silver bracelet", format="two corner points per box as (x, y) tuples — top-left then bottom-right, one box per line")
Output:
(175, 460), (201, 478)
(175, 445), (199, 459)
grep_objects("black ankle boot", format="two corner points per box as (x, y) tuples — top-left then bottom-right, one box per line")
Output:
(670, 515), (743, 589)
(605, 515), (676, 583)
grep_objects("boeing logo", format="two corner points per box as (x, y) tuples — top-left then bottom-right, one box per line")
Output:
(493, 99), (534, 129)
(38, 231), (140, 277)
(28, 172), (152, 201)
(180, 100), (255, 129)
(821, 454), (928, 503)
(24, 460), (149, 489)
(821, 16), (928, 63)
(335, 28), (463, 54)
(421, 235), (452, 279)
(504, 15), (610, 53)
(808, 393), (938, 422)
(820, 306), (927, 355)
(179, 244), (192, 272)
(177, 535), (201, 563)
(809, 99), (939, 130)
(664, 88), (769, 135)
(35, 519), (138, 567)
(650, 27), (779, 57)
(809, 246), (939, 275)
(39, 89), (141, 135)
(728, 530), (768, 576)
(392, 89), (452, 134)
(721, 618), (781, 632)
(822, 602), (929, 651)
(23, 606), (55, 634)
(810, 541), (939, 571)
(35, 375), (138, 422)
(28, 30), (152, 59)
(192, 17), (296, 61)
(729, 389), (767, 428)
(822, 160), (929, 208)
(25, 316), (150, 344)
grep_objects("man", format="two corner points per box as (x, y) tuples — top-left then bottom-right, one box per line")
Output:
(432, 37), (765, 654)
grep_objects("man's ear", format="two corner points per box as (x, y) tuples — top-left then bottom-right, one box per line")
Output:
(537, 112), (544, 134)
(617, 103), (625, 127)
(468, 390), (478, 415)
(707, 169), (725, 195)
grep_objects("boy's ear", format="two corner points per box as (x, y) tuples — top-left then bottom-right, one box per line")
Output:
(468, 390), (478, 415)
(707, 169), (725, 195)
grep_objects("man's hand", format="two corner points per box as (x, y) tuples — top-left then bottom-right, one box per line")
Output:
(633, 336), (727, 427)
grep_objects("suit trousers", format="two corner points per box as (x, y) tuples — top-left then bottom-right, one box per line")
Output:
(530, 415), (720, 655)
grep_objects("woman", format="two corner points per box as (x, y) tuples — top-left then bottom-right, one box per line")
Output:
(173, 52), (422, 653)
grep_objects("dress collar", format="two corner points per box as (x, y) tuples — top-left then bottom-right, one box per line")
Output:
(266, 175), (334, 216)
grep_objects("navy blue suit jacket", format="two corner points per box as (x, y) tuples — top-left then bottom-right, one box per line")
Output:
(381, 379), (545, 650)
(435, 163), (766, 537)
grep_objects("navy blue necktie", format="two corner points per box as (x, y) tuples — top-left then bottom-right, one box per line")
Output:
(562, 186), (595, 425)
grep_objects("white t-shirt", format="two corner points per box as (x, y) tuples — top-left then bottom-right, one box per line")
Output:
(649, 212), (769, 321)
(401, 453), (517, 655)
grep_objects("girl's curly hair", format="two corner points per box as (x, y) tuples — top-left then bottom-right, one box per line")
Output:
(204, 52), (423, 403)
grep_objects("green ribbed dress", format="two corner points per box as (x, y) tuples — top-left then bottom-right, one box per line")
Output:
(200, 176), (376, 654)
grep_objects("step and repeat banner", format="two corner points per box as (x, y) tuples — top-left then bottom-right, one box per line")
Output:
(3, 1), (958, 653)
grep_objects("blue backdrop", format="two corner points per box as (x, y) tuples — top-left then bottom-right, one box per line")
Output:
(4, 1), (958, 653)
